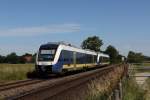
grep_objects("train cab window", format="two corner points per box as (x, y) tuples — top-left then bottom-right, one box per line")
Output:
(38, 44), (58, 61)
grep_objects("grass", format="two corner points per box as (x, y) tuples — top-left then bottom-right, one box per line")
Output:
(144, 78), (150, 100)
(0, 64), (34, 82)
(142, 63), (150, 66)
(135, 69), (150, 73)
(133, 63), (150, 67)
(122, 78), (145, 100)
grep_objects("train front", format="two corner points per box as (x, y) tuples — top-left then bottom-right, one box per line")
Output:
(35, 43), (61, 74)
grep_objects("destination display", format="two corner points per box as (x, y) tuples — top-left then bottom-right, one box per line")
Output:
(40, 50), (55, 55)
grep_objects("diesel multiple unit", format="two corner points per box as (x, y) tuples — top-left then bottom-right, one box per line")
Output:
(35, 42), (109, 74)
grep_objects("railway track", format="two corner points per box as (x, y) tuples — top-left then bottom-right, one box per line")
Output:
(0, 64), (127, 100)
(0, 79), (48, 99)
(0, 79), (44, 92)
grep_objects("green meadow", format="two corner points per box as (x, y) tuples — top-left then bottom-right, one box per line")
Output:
(0, 64), (34, 83)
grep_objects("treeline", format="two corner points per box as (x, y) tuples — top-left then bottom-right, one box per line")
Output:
(0, 52), (36, 64)
(127, 51), (150, 63)
(81, 36), (150, 64)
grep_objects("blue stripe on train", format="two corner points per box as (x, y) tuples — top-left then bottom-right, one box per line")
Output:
(52, 59), (71, 73)
(52, 52), (63, 73)
(52, 61), (63, 73)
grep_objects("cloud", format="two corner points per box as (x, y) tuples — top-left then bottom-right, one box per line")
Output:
(0, 24), (80, 36)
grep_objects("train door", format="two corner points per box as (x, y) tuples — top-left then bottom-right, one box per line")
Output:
(97, 55), (100, 64)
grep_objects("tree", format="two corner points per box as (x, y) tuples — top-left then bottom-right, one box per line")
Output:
(32, 53), (36, 63)
(127, 51), (136, 63)
(143, 56), (150, 62)
(19, 53), (33, 63)
(127, 51), (144, 63)
(0, 55), (5, 63)
(5, 52), (19, 64)
(81, 36), (103, 52)
(117, 54), (124, 62)
(105, 45), (119, 63)
(0, 52), (36, 64)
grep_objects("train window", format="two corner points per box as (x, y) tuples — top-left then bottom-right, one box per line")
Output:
(62, 50), (69, 63)
(58, 50), (73, 64)
(76, 52), (80, 64)
(94, 55), (97, 63)
(69, 51), (73, 64)
(75, 52), (85, 64)
(86, 54), (92, 63)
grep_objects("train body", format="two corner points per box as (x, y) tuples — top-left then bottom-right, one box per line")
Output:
(35, 42), (109, 74)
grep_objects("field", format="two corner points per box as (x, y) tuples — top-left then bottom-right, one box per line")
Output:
(0, 64), (34, 83)
(133, 63), (150, 66)
(142, 63), (150, 66)
(132, 63), (150, 73)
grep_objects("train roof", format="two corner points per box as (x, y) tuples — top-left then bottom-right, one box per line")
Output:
(47, 41), (73, 46)
(41, 42), (109, 57)
(44, 41), (96, 52)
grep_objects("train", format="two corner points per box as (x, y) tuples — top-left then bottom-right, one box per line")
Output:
(35, 42), (110, 75)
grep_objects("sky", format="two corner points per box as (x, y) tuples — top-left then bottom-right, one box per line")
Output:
(0, 0), (150, 56)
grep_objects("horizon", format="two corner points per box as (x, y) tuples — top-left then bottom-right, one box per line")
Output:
(0, 0), (150, 56)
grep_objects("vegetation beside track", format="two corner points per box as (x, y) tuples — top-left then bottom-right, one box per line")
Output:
(122, 78), (150, 100)
(144, 78), (150, 100)
(86, 65), (125, 100)
(0, 64), (34, 82)
(87, 64), (149, 100)
(123, 63), (150, 100)
(122, 78), (145, 100)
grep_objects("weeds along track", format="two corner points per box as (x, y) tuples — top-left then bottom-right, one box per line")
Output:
(4, 64), (127, 100)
